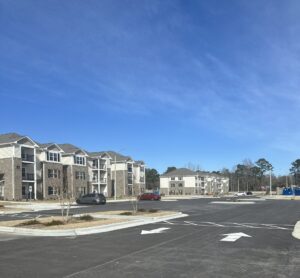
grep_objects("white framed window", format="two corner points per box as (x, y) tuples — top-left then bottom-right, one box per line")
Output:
(75, 171), (86, 180)
(171, 177), (175, 181)
(74, 156), (85, 165)
(47, 151), (61, 162)
(48, 169), (61, 179)
(48, 186), (57, 195)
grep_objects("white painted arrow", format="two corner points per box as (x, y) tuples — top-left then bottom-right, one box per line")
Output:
(220, 232), (251, 242)
(141, 227), (170, 235)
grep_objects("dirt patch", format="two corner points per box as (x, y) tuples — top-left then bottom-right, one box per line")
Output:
(0, 216), (129, 230)
(92, 210), (178, 217)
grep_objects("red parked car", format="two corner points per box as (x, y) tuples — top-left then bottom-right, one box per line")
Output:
(138, 193), (161, 201)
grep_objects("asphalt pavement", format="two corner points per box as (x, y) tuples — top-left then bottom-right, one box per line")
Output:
(0, 198), (300, 277)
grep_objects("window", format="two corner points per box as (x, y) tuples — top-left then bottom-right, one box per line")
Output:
(171, 177), (175, 180)
(74, 156), (85, 165)
(22, 168), (25, 178)
(75, 171), (86, 180)
(92, 160), (98, 168)
(171, 183), (175, 187)
(178, 183), (183, 187)
(77, 187), (86, 195)
(47, 151), (60, 162)
(178, 177), (182, 181)
(48, 169), (61, 178)
(48, 186), (55, 195)
(0, 182), (4, 197)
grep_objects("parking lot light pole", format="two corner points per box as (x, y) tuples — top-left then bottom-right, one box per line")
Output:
(114, 155), (117, 201)
(269, 170), (272, 196)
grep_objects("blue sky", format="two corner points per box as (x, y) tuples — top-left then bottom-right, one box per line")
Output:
(1, 0), (300, 174)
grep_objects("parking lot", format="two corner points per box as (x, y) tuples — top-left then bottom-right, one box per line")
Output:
(1, 197), (300, 277)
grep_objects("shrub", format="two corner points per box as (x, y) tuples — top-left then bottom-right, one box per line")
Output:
(0, 204), (4, 208)
(17, 219), (41, 226)
(119, 211), (133, 216)
(148, 209), (158, 213)
(137, 208), (146, 212)
(43, 220), (64, 226)
(79, 214), (94, 221)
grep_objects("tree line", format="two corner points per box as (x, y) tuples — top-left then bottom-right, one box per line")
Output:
(145, 159), (300, 191)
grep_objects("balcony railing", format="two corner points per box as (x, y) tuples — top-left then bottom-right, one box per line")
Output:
(92, 178), (107, 183)
(92, 164), (106, 170)
(22, 173), (34, 181)
(22, 154), (34, 162)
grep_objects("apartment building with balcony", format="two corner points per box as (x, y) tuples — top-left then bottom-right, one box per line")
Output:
(0, 133), (38, 200)
(160, 168), (229, 195)
(133, 160), (146, 195)
(58, 144), (90, 198)
(87, 152), (111, 197)
(105, 151), (146, 197)
(36, 143), (64, 199)
(0, 132), (148, 200)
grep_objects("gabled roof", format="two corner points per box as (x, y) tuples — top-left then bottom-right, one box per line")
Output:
(88, 151), (108, 158)
(0, 133), (26, 144)
(38, 143), (64, 152)
(161, 168), (196, 177)
(106, 151), (132, 162)
(0, 132), (38, 146)
(58, 144), (87, 155)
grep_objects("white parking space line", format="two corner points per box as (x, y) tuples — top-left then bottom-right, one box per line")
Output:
(202, 221), (225, 227)
(160, 220), (293, 230)
(184, 221), (199, 226)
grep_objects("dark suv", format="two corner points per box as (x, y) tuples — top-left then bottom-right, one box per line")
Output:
(76, 193), (106, 205)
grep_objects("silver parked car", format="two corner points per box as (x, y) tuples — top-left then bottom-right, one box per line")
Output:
(76, 193), (106, 205)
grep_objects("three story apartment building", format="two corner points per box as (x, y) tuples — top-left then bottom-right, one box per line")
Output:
(106, 151), (146, 198)
(0, 133), (39, 200)
(0, 133), (146, 200)
(160, 168), (229, 195)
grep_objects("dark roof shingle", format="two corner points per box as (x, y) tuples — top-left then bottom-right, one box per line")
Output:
(0, 133), (25, 144)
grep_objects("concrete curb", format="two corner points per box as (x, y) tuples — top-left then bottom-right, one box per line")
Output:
(292, 221), (300, 240)
(0, 212), (188, 237)
(210, 201), (255, 204)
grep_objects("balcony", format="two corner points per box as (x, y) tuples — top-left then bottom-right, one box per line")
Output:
(92, 177), (107, 183)
(100, 164), (106, 170)
(22, 173), (34, 181)
(92, 164), (106, 170)
(22, 153), (34, 162)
